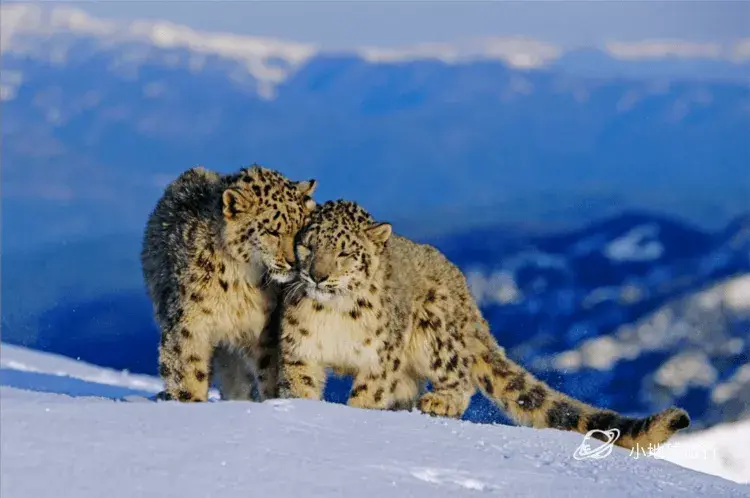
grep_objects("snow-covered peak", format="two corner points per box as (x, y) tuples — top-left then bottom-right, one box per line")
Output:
(4, 4), (749, 92)
(0, 3), (318, 97)
(359, 37), (562, 68)
(723, 274), (750, 311)
(3, 4), (562, 73)
(605, 40), (725, 60)
(0, 4), (117, 40)
(604, 224), (665, 262)
(1, 4), (110, 48)
(1, 4), (316, 58)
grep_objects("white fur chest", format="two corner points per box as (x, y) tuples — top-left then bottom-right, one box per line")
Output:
(203, 258), (276, 345)
(293, 297), (382, 373)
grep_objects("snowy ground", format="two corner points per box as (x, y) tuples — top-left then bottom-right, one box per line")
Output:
(1, 344), (748, 497)
(657, 418), (750, 485)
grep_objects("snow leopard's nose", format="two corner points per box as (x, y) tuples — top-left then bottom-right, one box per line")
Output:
(310, 253), (336, 284)
(310, 259), (331, 284)
(310, 267), (329, 284)
(310, 255), (334, 284)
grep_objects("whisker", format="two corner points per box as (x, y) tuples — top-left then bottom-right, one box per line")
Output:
(284, 281), (304, 305)
(260, 267), (273, 289)
(283, 284), (296, 305)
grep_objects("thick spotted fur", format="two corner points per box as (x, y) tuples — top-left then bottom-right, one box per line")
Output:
(278, 200), (690, 450)
(141, 165), (316, 402)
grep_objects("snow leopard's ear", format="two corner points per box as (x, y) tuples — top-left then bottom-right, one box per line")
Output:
(297, 179), (317, 211)
(297, 179), (317, 197)
(222, 188), (252, 219)
(366, 222), (392, 245)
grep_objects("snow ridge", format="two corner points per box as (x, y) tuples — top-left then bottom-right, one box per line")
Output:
(1, 343), (749, 496)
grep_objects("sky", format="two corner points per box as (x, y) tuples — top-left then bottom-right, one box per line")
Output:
(53, 1), (749, 49)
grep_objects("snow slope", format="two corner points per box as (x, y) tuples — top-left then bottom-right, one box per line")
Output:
(657, 418), (750, 485)
(0, 343), (162, 396)
(1, 344), (748, 497)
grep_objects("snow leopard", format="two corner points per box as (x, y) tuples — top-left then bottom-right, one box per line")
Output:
(141, 165), (316, 402)
(277, 199), (690, 450)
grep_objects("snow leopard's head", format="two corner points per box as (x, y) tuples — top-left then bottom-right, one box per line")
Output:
(293, 200), (391, 302)
(222, 165), (317, 284)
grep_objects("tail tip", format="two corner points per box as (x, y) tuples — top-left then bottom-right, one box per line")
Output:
(666, 407), (690, 431)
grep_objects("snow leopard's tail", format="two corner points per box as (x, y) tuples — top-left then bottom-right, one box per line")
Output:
(471, 341), (690, 450)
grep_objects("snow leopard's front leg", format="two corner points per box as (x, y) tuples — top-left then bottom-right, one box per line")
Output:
(278, 356), (327, 400)
(246, 314), (282, 400)
(278, 314), (326, 400)
(158, 318), (214, 402)
(347, 349), (407, 410)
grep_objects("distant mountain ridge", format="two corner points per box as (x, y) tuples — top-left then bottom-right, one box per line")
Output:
(3, 5), (749, 86)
